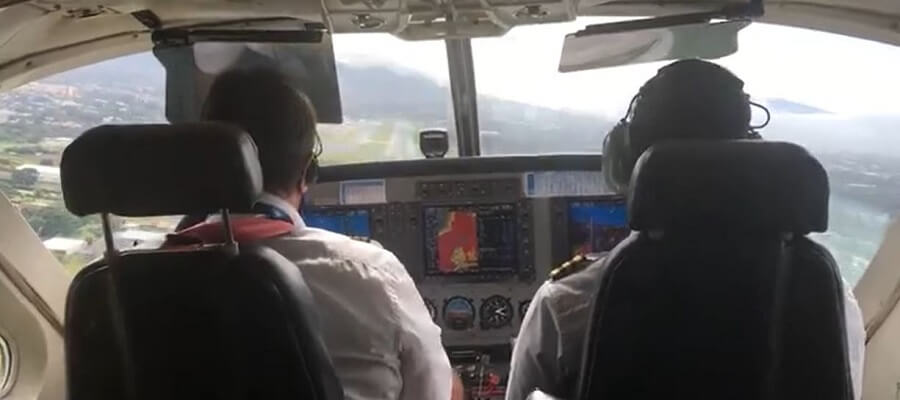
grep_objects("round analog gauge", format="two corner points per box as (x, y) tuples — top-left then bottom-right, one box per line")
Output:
(443, 296), (476, 330)
(480, 295), (513, 330)
(424, 298), (437, 322)
(519, 300), (531, 321)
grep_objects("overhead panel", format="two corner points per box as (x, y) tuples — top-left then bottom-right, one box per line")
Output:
(1, 0), (900, 93)
(323, 0), (578, 39)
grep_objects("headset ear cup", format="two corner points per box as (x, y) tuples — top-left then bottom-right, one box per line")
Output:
(602, 121), (632, 193)
(305, 157), (319, 185)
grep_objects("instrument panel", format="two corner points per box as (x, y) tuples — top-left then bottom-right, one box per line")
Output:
(305, 155), (629, 399)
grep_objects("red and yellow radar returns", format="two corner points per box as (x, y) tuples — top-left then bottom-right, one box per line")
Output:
(437, 211), (479, 272)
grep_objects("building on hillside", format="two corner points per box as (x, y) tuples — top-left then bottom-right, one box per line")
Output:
(15, 164), (60, 184)
(76, 228), (168, 259)
(43, 237), (87, 257)
(115, 229), (166, 249)
(43, 137), (74, 146)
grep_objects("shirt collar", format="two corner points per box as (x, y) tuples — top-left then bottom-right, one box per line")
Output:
(256, 192), (306, 228)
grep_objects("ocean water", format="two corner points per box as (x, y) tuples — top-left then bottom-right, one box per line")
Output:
(810, 195), (892, 286)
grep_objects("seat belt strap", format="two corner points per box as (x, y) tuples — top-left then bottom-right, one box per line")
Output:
(164, 218), (294, 246)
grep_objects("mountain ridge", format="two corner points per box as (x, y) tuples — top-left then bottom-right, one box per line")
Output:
(765, 98), (830, 114)
(10, 52), (900, 157)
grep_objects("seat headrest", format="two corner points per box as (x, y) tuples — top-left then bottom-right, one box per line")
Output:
(628, 140), (828, 233)
(62, 123), (263, 217)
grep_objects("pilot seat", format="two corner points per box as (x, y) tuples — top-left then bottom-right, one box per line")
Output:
(575, 140), (852, 400)
(60, 123), (343, 400)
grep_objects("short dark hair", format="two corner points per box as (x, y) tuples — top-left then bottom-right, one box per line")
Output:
(202, 68), (318, 194)
(628, 59), (752, 160)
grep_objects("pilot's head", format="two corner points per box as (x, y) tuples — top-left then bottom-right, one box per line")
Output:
(203, 67), (321, 205)
(602, 59), (757, 192)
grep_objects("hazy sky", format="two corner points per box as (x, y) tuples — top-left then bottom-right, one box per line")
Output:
(333, 19), (900, 117)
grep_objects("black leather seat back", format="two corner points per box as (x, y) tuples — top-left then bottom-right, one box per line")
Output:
(577, 141), (851, 400)
(62, 123), (343, 400)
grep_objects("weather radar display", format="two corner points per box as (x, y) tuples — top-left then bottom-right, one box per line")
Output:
(424, 204), (518, 276)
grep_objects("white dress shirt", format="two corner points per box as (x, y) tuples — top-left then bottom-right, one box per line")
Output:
(506, 255), (866, 400)
(253, 193), (453, 400)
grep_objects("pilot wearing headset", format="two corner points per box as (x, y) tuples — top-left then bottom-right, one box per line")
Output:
(506, 59), (865, 400)
(192, 68), (456, 400)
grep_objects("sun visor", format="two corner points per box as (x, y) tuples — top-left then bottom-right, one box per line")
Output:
(154, 33), (342, 123)
(559, 19), (749, 72)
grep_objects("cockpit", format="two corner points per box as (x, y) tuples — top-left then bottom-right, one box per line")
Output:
(0, 0), (899, 399)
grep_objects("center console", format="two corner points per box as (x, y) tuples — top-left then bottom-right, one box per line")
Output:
(303, 156), (629, 399)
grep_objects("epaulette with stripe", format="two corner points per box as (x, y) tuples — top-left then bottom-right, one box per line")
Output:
(549, 253), (601, 281)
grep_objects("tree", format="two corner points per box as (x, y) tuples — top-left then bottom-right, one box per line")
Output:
(11, 168), (39, 188)
(22, 206), (89, 239)
(59, 252), (93, 276)
(0, 180), (12, 194)
(76, 223), (104, 244)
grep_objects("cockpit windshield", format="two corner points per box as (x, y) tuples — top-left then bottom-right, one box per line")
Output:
(467, 21), (900, 284)
(471, 19), (900, 157)
(1, 18), (899, 286)
(319, 34), (454, 165)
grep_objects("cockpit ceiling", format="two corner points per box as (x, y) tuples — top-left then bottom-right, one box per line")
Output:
(0, 0), (898, 91)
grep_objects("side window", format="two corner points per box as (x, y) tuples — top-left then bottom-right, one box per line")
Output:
(0, 53), (174, 276)
(722, 30), (900, 287)
(810, 157), (893, 286)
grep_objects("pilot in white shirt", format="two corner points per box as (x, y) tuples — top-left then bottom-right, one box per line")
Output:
(200, 68), (454, 400)
(258, 193), (453, 400)
(507, 60), (866, 400)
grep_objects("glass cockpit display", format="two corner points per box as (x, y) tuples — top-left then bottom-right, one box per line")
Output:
(303, 208), (371, 237)
(568, 198), (629, 256)
(423, 204), (518, 276)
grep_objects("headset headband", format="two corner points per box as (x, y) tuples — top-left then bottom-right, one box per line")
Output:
(603, 60), (770, 191)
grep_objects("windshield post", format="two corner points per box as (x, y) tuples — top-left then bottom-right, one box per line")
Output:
(445, 38), (481, 156)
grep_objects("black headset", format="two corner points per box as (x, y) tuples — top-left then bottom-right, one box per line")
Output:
(601, 61), (770, 192)
(303, 130), (323, 186)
